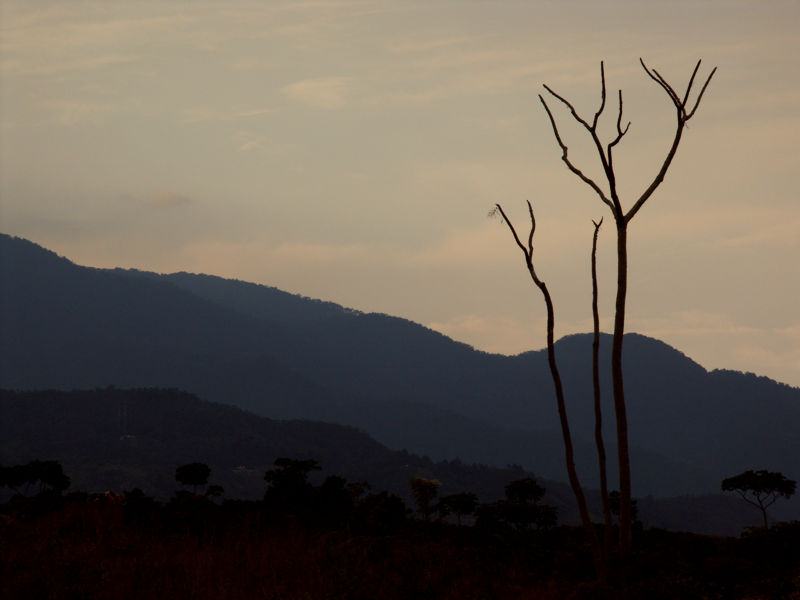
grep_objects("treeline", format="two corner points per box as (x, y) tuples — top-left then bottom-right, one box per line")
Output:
(0, 387), (557, 505)
(2, 458), (800, 599)
(0, 457), (558, 534)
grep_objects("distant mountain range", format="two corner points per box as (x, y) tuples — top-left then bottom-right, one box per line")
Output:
(0, 387), (772, 536)
(0, 387), (524, 505)
(1, 232), (798, 504)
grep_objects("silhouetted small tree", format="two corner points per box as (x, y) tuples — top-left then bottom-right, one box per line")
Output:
(352, 491), (408, 534)
(475, 478), (557, 532)
(409, 477), (441, 521)
(722, 470), (797, 528)
(346, 480), (372, 503)
(497, 477), (557, 530)
(0, 460), (70, 497)
(264, 458), (321, 512)
(175, 462), (211, 495)
(312, 475), (355, 523)
(505, 477), (545, 505)
(437, 492), (478, 526)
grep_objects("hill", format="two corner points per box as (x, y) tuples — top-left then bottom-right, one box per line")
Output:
(0, 387), (769, 535)
(0, 387), (528, 503)
(1, 232), (798, 503)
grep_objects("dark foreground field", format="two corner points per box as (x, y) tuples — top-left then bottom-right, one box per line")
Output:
(2, 493), (799, 600)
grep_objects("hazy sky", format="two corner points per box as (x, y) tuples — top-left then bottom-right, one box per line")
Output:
(2, 1), (799, 387)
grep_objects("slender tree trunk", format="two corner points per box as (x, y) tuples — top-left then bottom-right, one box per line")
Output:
(492, 202), (603, 579)
(612, 219), (632, 560)
(540, 282), (604, 577)
(591, 220), (613, 572)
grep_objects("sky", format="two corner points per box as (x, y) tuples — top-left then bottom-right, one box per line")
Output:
(2, 1), (799, 387)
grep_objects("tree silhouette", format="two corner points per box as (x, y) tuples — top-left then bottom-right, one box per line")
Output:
(175, 462), (211, 495)
(313, 475), (355, 523)
(409, 477), (441, 521)
(0, 460), (70, 497)
(722, 470), (797, 528)
(353, 491), (408, 534)
(538, 59), (716, 561)
(475, 477), (557, 532)
(499, 477), (557, 531)
(437, 492), (478, 526)
(264, 458), (321, 511)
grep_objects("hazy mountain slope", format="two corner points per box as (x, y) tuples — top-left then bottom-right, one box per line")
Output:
(0, 234), (336, 417)
(551, 334), (800, 484)
(0, 387), (546, 505)
(162, 268), (800, 493)
(0, 387), (776, 535)
(2, 233), (798, 499)
(162, 270), (357, 322)
(160, 270), (552, 429)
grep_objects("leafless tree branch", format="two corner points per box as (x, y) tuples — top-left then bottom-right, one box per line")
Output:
(687, 64), (716, 119)
(606, 90), (630, 173)
(626, 59), (716, 223)
(592, 62), (607, 130)
(492, 203), (538, 284)
(682, 60), (702, 106)
(542, 84), (594, 131)
(538, 95), (615, 211)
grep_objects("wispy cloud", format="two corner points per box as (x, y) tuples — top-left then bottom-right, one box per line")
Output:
(38, 99), (120, 125)
(281, 76), (353, 110)
(0, 53), (142, 76)
(233, 131), (265, 152)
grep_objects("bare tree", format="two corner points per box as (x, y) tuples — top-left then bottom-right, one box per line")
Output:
(539, 59), (715, 559)
(491, 202), (604, 580)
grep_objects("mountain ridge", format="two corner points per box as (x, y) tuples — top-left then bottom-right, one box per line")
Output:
(0, 386), (776, 535)
(1, 232), (798, 501)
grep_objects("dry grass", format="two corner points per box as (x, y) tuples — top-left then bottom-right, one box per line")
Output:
(2, 499), (798, 599)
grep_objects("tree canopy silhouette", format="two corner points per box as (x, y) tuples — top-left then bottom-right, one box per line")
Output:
(175, 462), (211, 496)
(409, 477), (441, 521)
(0, 460), (70, 497)
(722, 470), (797, 528)
(264, 458), (321, 511)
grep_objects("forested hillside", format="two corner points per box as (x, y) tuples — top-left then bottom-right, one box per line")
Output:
(0, 388), (774, 535)
(2, 233), (798, 502)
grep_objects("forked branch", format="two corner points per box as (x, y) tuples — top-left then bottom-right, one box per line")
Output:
(541, 59), (715, 224)
(640, 58), (716, 122)
(627, 59), (716, 222)
(538, 96), (616, 212)
(490, 202), (541, 286)
(540, 62), (632, 214)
